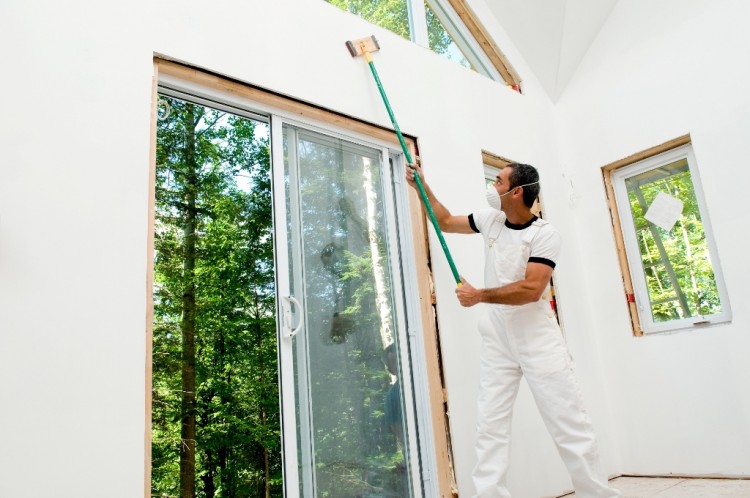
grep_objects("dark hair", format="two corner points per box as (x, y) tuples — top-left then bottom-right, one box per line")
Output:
(506, 163), (540, 208)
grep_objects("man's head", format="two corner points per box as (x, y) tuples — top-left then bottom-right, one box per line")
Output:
(505, 163), (540, 208)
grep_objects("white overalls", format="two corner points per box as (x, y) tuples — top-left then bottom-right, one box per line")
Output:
(472, 214), (619, 498)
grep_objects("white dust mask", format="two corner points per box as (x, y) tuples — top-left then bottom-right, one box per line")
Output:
(486, 184), (501, 209)
(487, 181), (539, 209)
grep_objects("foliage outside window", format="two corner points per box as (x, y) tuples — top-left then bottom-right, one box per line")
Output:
(152, 94), (282, 497)
(609, 143), (731, 335)
(326, 0), (518, 85)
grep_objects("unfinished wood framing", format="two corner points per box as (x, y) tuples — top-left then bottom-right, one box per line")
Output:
(601, 134), (691, 337)
(407, 146), (459, 498)
(150, 57), (456, 497)
(481, 149), (513, 169)
(445, 0), (522, 88)
(157, 58), (405, 146)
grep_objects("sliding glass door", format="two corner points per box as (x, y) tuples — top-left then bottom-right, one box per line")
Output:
(154, 71), (428, 496)
(272, 120), (418, 497)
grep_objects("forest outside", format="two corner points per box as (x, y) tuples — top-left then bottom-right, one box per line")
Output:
(152, 95), (281, 497)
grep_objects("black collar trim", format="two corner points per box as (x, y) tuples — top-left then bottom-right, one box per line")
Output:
(505, 215), (538, 230)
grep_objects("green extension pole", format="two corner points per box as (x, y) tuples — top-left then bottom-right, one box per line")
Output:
(351, 40), (461, 286)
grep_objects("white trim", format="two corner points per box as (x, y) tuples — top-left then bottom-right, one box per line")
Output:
(391, 155), (439, 497)
(270, 117), (301, 497)
(408, 0), (430, 48)
(282, 121), (319, 497)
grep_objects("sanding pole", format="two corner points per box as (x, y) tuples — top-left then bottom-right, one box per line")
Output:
(347, 36), (461, 285)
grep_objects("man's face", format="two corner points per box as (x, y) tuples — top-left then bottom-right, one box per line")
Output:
(493, 167), (516, 210)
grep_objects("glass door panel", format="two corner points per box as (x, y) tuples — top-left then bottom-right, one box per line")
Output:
(275, 122), (415, 497)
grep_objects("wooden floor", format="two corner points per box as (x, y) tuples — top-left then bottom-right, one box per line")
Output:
(558, 476), (750, 497)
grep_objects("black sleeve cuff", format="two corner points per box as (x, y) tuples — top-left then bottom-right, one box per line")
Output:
(468, 214), (479, 233)
(528, 257), (556, 269)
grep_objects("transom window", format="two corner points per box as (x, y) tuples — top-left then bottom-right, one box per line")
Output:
(326, 0), (521, 89)
(604, 139), (732, 335)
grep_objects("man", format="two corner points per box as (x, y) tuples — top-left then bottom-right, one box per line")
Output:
(406, 162), (620, 498)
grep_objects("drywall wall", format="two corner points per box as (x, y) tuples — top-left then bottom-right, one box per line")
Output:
(5, 0), (722, 496)
(555, 0), (750, 477)
(0, 1), (155, 496)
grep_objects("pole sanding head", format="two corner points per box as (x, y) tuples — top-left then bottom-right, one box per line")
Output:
(346, 35), (380, 57)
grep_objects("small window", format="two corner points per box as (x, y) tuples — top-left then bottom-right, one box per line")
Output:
(482, 151), (540, 215)
(326, 0), (521, 88)
(604, 140), (731, 335)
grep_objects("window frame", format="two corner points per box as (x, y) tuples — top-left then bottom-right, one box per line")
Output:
(438, 0), (521, 88)
(603, 137), (732, 336)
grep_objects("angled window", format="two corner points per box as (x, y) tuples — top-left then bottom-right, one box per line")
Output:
(326, 0), (521, 89)
(604, 139), (731, 335)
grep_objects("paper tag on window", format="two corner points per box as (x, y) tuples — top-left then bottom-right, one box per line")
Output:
(644, 191), (683, 231)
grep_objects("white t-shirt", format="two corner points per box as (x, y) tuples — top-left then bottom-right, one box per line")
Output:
(469, 208), (562, 288)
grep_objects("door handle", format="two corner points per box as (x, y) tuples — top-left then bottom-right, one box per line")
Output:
(282, 295), (304, 338)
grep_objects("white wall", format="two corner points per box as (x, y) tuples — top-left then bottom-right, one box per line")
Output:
(0, 1), (579, 496)
(555, 0), (750, 478)
(5, 0), (746, 497)
(0, 1), (154, 496)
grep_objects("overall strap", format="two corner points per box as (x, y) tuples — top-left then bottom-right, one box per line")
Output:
(486, 214), (506, 248)
(521, 218), (548, 247)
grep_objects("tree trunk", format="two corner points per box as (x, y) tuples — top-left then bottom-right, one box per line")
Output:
(218, 325), (237, 498)
(202, 449), (216, 498)
(264, 411), (270, 498)
(180, 105), (198, 498)
(254, 298), (271, 498)
(219, 447), (232, 497)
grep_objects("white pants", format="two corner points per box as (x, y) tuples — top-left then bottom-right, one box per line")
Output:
(472, 302), (620, 498)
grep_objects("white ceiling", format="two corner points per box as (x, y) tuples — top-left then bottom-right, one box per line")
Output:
(482, 0), (619, 100)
